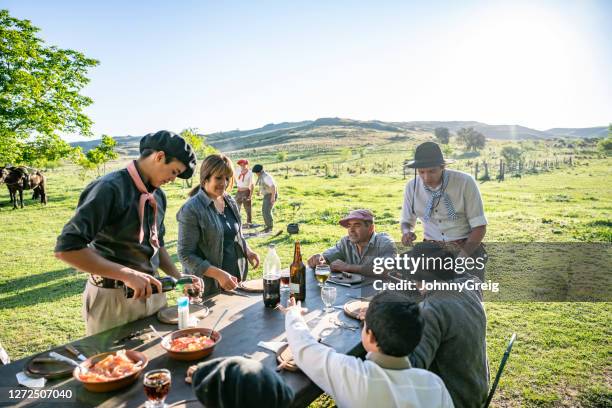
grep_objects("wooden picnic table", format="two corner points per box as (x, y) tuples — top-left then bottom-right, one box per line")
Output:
(0, 270), (375, 407)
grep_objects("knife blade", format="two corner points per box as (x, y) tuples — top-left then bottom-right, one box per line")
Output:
(327, 280), (352, 287)
(221, 290), (251, 298)
(65, 345), (87, 362)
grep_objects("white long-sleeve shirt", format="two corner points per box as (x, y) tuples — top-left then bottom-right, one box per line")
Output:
(285, 309), (454, 408)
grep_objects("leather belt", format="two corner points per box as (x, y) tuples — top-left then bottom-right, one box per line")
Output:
(424, 238), (467, 245)
(89, 275), (123, 289)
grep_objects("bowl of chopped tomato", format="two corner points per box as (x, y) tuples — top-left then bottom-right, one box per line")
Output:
(73, 349), (148, 392)
(161, 327), (221, 361)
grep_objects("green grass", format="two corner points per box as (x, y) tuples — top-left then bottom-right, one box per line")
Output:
(0, 142), (610, 407)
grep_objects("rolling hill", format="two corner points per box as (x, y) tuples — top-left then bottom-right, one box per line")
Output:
(70, 118), (608, 153)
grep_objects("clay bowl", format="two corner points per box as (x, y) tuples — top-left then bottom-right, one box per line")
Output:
(73, 350), (148, 393)
(161, 327), (221, 361)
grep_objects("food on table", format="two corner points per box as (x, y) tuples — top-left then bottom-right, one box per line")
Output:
(169, 333), (215, 352)
(78, 350), (141, 382)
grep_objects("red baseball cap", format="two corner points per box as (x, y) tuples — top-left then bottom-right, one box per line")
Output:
(237, 159), (249, 165)
(339, 209), (374, 227)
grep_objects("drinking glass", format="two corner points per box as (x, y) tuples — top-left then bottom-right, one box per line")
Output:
(280, 269), (290, 287)
(321, 286), (337, 313)
(315, 264), (331, 287)
(143, 369), (171, 408)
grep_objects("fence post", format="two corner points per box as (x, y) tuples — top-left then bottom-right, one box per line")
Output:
(475, 162), (479, 180)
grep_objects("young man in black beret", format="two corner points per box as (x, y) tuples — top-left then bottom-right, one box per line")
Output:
(55, 130), (201, 335)
(185, 356), (294, 408)
(252, 164), (277, 233)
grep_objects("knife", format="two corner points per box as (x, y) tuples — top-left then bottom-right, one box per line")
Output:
(327, 280), (352, 287)
(65, 345), (87, 362)
(221, 290), (251, 298)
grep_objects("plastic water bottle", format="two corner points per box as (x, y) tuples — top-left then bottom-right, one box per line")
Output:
(264, 244), (282, 276)
(177, 296), (189, 329)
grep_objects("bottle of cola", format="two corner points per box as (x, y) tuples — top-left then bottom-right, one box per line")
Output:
(263, 245), (281, 308)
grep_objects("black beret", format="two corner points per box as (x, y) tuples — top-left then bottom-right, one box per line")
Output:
(192, 357), (294, 408)
(252, 164), (263, 173)
(139, 130), (197, 179)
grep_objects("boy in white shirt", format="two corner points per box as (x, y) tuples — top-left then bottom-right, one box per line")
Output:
(283, 291), (454, 408)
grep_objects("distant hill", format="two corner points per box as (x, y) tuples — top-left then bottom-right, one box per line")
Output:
(70, 119), (608, 153)
(545, 127), (608, 139)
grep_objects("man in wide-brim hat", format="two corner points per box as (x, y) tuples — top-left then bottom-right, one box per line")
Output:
(400, 141), (487, 279)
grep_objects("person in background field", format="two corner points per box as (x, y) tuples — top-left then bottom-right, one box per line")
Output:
(177, 154), (260, 298)
(234, 158), (254, 227)
(54, 130), (202, 335)
(409, 242), (489, 408)
(185, 356), (294, 408)
(400, 141), (487, 280)
(252, 164), (277, 233)
(281, 291), (454, 408)
(307, 209), (397, 276)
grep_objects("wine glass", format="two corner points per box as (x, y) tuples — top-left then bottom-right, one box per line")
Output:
(315, 264), (331, 288)
(143, 369), (171, 408)
(321, 286), (337, 313)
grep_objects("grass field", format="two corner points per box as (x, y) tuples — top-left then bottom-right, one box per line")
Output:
(0, 139), (610, 407)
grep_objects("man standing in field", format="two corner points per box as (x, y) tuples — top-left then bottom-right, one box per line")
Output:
(308, 209), (397, 276)
(55, 130), (201, 335)
(234, 159), (254, 227)
(400, 141), (487, 279)
(252, 164), (277, 233)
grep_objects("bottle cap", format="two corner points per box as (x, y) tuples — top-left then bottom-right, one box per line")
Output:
(177, 297), (189, 308)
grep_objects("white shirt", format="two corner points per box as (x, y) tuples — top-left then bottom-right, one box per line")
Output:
(257, 172), (276, 195)
(234, 168), (253, 189)
(285, 309), (454, 408)
(400, 169), (487, 241)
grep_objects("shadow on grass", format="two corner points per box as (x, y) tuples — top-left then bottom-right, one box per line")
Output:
(0, 267), (79, 293)
(0, 267), (85, 310)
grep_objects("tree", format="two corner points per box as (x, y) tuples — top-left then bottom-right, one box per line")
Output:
(19, 134), (76, 168)
(501, 146), (524, 164)
(598, 138), (612, 154)
(277, 151), (288, 162)
(0, 9), (99, 164)
(434, 127), (450, 144)
(457, 127), (486, 152)
(180, 128), (217, 159)
(76, 135), (118, 176)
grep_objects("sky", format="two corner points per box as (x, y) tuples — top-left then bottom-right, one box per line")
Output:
(4, 0), (612, 141)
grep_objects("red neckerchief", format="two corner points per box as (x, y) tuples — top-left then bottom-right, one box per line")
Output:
(238, 168), (248, 182)
(126, 161), (160, 251)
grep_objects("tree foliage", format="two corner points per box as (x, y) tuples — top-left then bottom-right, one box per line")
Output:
(0, 9), (99, 164)
(457, 127), (486, 151)
(180, 128), (217, 159)
(434, 127), (450, 144)
(76, 135), (118, 176)
(277, 151), (288, 162)
(501, 145), (524, 164)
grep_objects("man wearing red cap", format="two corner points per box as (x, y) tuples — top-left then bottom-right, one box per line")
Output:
(234, 159), (254, 226)
(307, 209), (397, 276)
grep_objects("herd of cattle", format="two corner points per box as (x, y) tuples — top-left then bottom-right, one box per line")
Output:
(0, 166), (47, 209)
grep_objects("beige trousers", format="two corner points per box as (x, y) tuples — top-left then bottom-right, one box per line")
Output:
(82, 281), (167, 336)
